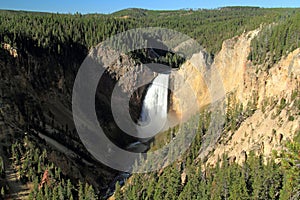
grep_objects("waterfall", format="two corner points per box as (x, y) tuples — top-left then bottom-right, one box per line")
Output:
(139, 73), (169, 134)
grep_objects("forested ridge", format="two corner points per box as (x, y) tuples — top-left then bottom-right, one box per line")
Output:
(1, 7), (300, 57)
(249, 10), (300, 66)
(0, 6), (300, 200)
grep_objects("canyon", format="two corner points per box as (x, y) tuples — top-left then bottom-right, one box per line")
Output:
(0, 9), (299, 198)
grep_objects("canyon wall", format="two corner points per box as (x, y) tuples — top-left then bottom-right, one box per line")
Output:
(169, 29), (300, 165)
(170, 30), (260, 117)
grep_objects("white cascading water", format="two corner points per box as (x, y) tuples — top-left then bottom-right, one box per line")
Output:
(139, 73), (169, 136)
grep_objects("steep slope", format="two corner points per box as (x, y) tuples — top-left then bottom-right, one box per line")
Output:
(205, 47), (300, 165)
(169, 28), (299, 166)
(1, 8), (300, 199)
(170, 30), (259, 117)
(110, 27), (300, 199)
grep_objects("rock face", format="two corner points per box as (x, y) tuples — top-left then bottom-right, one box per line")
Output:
(169, 29), (300, 166)
(1, 43), (18, 58)
(170, 30), (259, 118)
(90, 28), (299, 165)
(170, 51), (211, 119)
(170, 30), (260, 119)
(204, 46), (300, 165)
(205, 105), (299, 166)
(88, 44), (159, 145)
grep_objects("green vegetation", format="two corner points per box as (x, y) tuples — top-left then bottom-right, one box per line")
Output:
(114, 131), (300, 200)
(10, 136), (97, 200)
(115, 87), (300, 200)
(1, 6), (300, 200)
(249, 11), (300, 66)
(280, 131), (300, 199)
(1, 7), (300, 58)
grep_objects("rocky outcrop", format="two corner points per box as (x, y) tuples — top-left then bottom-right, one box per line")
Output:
(170, 51), (210, 119)
(87, 45), (159, 145)
(205, 99), (299, 166)
(169, 29), (299, 166)
(1, 43), (18, 58)
(170, 30), (260, 119)
(204, 47), (300, 165)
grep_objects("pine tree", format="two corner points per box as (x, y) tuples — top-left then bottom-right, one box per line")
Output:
(67, 179), (73, 198)
(165, 167), (181, 200)
(280, 138), (300, 200)
(78, 181), (84, 200)
(114, 182), (122, 200)
(228, 164), (249, 200)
